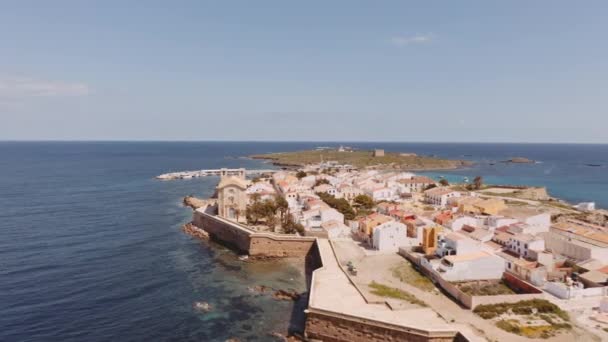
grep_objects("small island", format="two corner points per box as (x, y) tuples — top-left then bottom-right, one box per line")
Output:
(503, 157), (535, 164)
(251, 148), (468, 170)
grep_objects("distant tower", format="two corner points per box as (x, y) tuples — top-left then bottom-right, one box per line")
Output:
(374, 149), (385, 157)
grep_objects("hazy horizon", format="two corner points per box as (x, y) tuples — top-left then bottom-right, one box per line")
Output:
(2, 139), (608, 145)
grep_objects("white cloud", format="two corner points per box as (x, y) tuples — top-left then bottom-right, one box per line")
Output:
(0, 77), (90, 98)
(389, 34), (434, 47)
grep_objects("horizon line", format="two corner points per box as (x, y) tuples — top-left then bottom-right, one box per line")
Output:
(1, 139), (608, 145)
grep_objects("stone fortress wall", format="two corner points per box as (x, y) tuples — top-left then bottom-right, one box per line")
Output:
(192, 206), (316, 257)
(191, 207), (470, 342)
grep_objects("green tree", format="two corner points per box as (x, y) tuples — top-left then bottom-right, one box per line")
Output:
(439, 179), (450, 186)
(250, 192), (261, 203)
(353, 194), (374, 210)
(274, 195), (289, 223)
(316, 192), (356, 220)
(246, 198), (277, 225)
(424, 184), (437, 191)
(314, 178), (331, 186)
(283, 214), (305, 235)
(296, 170), (307, 179)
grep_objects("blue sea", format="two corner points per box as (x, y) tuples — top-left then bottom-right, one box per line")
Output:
(1, 141), (607, 342)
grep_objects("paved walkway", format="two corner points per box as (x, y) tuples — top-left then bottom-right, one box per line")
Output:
(309, 239), (456, 333)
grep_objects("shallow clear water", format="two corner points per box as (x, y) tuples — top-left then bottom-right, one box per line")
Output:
(1, 141), (607, 341)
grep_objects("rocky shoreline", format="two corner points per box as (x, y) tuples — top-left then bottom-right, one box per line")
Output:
(182, 222), (209, 240)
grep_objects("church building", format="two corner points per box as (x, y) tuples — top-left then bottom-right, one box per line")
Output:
(216, 168), (249, 222)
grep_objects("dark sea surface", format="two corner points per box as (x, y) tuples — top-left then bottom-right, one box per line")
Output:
(1, 141), (608, 342)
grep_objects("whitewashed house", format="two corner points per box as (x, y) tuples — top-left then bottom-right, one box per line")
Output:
(424, 187), (461, 207)
(435, 251), (505, 281)
(338, 185), (364, 202)
(366, 186), (394, 201)
(372, 221), (408, 252)
(507, 234), (545, 258)
(313, 184), (338, 197)
(436, 232), (479, 257)
(498, 208), (551, 233)
(448, 215), (485, 231)
(301, 207), (344, 229)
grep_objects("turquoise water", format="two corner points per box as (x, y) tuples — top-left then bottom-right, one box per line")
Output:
(1, 141), (607, 341)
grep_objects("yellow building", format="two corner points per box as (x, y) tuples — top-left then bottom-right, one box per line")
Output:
(473, 199), (507, 215)
(422, 226), (442, 255)
(358, 213), (393, 239)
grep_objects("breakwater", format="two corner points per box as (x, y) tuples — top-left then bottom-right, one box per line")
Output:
(157, 168), (276, 180)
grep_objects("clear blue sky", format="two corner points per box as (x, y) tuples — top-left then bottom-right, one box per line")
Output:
(1, 1), (607, 142)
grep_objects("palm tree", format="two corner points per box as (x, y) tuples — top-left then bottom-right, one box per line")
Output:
(274, 195), (289, 223)
(250, 193), (261, 203)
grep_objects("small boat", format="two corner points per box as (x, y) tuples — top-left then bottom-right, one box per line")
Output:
(463, 177), (469, 183)
(238, 255), (249, 261)
(586, 164), (602, 167)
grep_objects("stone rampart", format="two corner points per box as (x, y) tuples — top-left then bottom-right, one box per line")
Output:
(192, 207), (316, 257)
(305, 309), (457, 342)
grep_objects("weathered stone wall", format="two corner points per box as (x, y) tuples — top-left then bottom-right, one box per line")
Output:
(192, 209), (251, 253)
(305, 310), (457, 342)
(192, 208), (316, 258)
(249, 235), (316, 257)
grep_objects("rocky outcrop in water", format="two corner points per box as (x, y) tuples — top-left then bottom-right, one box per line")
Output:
(248, 285), (301, 301)
(503, 157), (535, 164)
(272, 289), (301, 301)
(183, 196), (209, 209)
(182, 223), (209, 240)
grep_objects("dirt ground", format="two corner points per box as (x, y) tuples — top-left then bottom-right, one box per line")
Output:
(330, 239), (602, 342)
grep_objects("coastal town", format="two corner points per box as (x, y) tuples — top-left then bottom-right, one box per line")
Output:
(175, 148), (608, 342)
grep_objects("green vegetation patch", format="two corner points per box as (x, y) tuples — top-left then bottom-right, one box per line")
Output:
(251, 150), (463, 170)
(391, 262), (435, 292)
(495, 319), (570, 339)
(474, 299), (568, 320)
(475, 299), (571, 338)
(316, 192), (355, 220)
(368, 281), (427, 307)
(456, 280), (516, 296)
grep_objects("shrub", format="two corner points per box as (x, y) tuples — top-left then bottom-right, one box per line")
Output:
(496, 320), (520, 334)
(316, 192), (355, 220)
